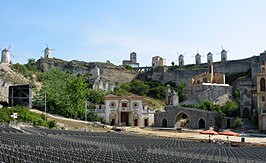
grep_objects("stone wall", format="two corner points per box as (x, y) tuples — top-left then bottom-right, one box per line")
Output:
(137, 56), (259, 85)
(184, 84), (232, 104)
(154, 106), (219, 129)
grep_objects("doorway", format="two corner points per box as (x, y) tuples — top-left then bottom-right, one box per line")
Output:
(121, 112), (129, 126)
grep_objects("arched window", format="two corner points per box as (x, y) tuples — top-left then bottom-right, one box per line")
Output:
(260, 78), (265, 92)
(262, 67), (265, 73)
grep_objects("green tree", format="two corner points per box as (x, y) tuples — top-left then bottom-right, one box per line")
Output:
(33, 69), (89, 119)
(129, 80), (149, 96)
(87, 89), (107, 104)
(223, 100), (238, 117)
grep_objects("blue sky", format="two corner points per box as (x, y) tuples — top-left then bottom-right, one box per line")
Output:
(0, 0), (266, 66)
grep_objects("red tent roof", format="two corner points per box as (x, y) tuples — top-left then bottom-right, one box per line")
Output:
(199, 130), (218, 135)
(218, 131), (240, 136)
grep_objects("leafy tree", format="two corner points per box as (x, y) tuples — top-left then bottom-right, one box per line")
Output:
(129, 80), (149, 96)
(176, 81), (186, 102)
(223, 100), (238, 117)
(87, 89), (107, 104)
(33, 69), (89, 119)
(149, 85), (165, 99)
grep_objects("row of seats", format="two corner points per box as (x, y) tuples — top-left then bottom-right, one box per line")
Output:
(0, 126), (264, 163)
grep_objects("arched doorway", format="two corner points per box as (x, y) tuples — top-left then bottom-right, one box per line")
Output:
(109, 112), (116, 126)
(198, 118), (205, 129)
(242, 108), (250, 118)
(175, 112), (189, 128)
(162, 118), (167, 127)
(134, 119), (138, 126)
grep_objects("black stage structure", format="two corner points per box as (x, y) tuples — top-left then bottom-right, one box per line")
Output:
(8, 84), (32, 108)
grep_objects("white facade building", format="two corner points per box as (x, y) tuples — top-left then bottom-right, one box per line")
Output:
(92, 94), (155, 127)
(1, 49), (10, 64)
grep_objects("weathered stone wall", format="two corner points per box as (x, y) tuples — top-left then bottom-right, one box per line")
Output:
(138, 56), (259, 85)
(184, 84), (232, 104)
(154, 106), (219, 129)
(234, 77), (254, 118)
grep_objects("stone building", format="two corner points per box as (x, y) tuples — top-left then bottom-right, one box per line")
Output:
(185, 62), (232, 105)
(235, 77), (253, 119)
(122, 52), (139, 68)
(189, 63), (225, 85)
(221, 49), (228, 62)
(92, 94), (155, 127)
(256, 62), (266, 130)
(207, 52), (213, 63)
(1, 49), (10, 64)
(195, 53), (201, 65)
(165, 84), (179, 106)
(152, 56), (166, 67)
(178, 54), (184, 66)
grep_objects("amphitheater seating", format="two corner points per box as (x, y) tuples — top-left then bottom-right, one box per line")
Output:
(0, 126), (264, 162)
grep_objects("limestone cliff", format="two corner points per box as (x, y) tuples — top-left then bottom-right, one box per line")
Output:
(0, 63), (29, 102)
(36, 58), (139, 84)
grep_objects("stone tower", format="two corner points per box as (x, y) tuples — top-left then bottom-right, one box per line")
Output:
(44, 47), (51, 59)
(207, 52), (213, 63)
(195, 53), (201, 65)
(178, 54), (184, 66)
(165, 84), (172, 105)
(257, 62), (266, 130)
(130, 52), (137, 63)
(165, 84), (179, 106)
(1, 49), (10, 64)
(221, 49), (227, 62)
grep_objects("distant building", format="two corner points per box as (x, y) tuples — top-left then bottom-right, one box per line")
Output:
(1, 48), (10, 64)
(44, 47), (51, 59)
(185, 62), (232, 105)
(122, 52), (139, 68)
(207, 52), (213, 63)
(221, 49), (228, 62)
(91, 94), (155, 127)
(178, 54), (184, 66)
(257, 62), (266, 130)
(195, 53), (201, 65)
(152, 56), (166, 67)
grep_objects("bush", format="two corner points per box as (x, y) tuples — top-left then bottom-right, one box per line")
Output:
(234, 117), (242, 128)
(47, 120), (57, 129)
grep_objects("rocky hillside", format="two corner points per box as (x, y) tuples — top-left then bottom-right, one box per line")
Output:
(36, 58), (139, 84)
(0, 63), (29, 102)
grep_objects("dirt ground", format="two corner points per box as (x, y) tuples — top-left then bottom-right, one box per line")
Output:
(30, 109), (266, 146)
(119, 127), (266, 147)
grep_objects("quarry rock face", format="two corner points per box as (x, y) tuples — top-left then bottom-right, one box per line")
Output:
(36, 58), (139, 84)
(184, 83), (233, 105)
(0, 63), (29, 102)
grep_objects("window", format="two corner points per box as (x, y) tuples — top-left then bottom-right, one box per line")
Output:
(260, 78), (265, 92)
(122, 103), (127, 107)
(109, 102), (116, 108)
(262, 96), (265, 102)
(262, 67), (265, 73)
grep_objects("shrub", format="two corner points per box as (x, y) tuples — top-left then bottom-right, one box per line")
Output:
(47, 120), (57, 129)
(234, 117), (242, 128)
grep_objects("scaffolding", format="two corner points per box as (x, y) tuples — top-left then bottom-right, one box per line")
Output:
(8, 84), (32, 108)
